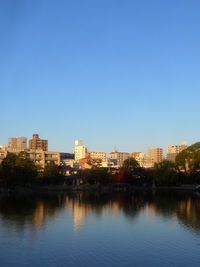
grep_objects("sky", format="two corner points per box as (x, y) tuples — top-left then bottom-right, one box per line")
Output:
(1, 0), (200, 153)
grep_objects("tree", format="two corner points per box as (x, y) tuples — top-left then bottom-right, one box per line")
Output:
(154, 160), (178, 185)
(41, 162), (63, 185)
(82, 168), (113, 185)
(175, 142), (200, 174)
(122, 158), (139, 170)
(1, 152), (37, 187)
(116, 158), (140, 184)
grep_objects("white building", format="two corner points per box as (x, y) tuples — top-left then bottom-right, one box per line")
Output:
(74, 140), (87, 161)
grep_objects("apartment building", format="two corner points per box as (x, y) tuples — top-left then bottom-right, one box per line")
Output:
(74, 140), (87, 161)
(8, 137), (27, 151)
(109, 150), (130, 166)
(131, 152), (145, 167)
(148, 147), (163, 165)
(29, 134), (48, 151)
(167, 142), (188, 162)
(87, 151), (107, 162)
(27, 151), (60, 168)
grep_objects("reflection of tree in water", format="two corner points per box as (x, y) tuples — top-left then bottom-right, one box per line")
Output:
(141, 191), (200, 233)
(79, 191), (200, 232)
(66, 193), (147, 222)
(176, 196), (200, 233)
(116, 193), (146, 220)
(0, 194), (66, 233)
(1, 192), (200, 234)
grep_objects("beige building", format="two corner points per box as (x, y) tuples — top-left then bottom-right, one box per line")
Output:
(131, 152), (155, 168)
(87, 151), (107, 162)
(29, 134), (48, 151)
(27, 151), (60, 168)
(74, 140), (87, 161)
(167, 142), (188, 162)
(131, 152), (146, 167)
(109, 150), (130, 166)
(8, 137), (27, 151)
(148, 147), (163, 165)
(0, 148), (60, 168)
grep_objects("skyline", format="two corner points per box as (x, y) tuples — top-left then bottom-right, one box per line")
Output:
(1, 133), (189, 155)
(1, 0), (200, 152)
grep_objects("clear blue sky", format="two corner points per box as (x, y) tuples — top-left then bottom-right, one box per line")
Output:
(1, 0), (200, 153)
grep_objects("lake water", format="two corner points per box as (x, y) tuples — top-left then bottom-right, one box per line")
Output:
(0, 191), (200, 267)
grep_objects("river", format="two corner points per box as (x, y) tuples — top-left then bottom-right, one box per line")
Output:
(0, 191), (200, 266)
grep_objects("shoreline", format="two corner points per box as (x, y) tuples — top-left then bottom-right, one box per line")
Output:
(0, 184), (199, 195)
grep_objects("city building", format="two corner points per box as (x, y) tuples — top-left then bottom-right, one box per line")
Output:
(74, 140), (87, 161)
(8, 137), (27, 151)
(87, 151), (107, 162)
(167, 142), (188, 162)
(148, 147), (163, 165)
(131, 152), (146, 167)
(108, 150), (130, 166)
(142, 156), (155, 168)
(60, 153), (77, 169)
(29, 134), (48, 151)
(27, 150), (60, 168)
(130, 152), (156, 168)
(0, 147), (60, 168)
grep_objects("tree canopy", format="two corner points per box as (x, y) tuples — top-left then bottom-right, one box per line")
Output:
(122, 158), (139, 170)
(175, 142), (200, 173)
(1, 152), (37, 187)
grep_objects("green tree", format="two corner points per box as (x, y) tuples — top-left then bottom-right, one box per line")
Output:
(1, 152), (37, 187)
(82, 168), (113, 185)
(122, 158), (139, 170)
(175, 142), (200, 174)
(41, 162), (63, 185)
(116, 158), (140, 184)
(154, 160), (178, 185)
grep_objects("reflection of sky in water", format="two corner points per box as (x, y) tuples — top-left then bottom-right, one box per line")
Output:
(0, 193), (200, 267)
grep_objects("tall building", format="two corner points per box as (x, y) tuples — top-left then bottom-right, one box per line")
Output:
(74, 140), (87, 161)
(29, 134), (48, 151)
(167, 142), (188, 161)
(148, 147), (163, 165)
(109, 150), (130, 166)
(8, 137), (27, 151)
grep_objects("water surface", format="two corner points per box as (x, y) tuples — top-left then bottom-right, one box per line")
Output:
(0, 191), (200, 266)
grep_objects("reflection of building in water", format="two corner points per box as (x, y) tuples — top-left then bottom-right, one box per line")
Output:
(65, 196), (121, 231)
(73, 203), (89, 231)
(29, 201), (60, 233)
(179, 198), (192, 215)
(147, 204), (157, 219)
(29, 202), (45, 231)
(65, 197), (90, 232)
(109, 202), (120, 217)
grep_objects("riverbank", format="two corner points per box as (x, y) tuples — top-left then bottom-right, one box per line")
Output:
(0, 184), (199, 195)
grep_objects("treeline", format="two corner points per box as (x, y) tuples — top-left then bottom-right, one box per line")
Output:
(1, 142), (200, 188)
(0, 152), (64, 187)
(154, 142), (200, 185)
